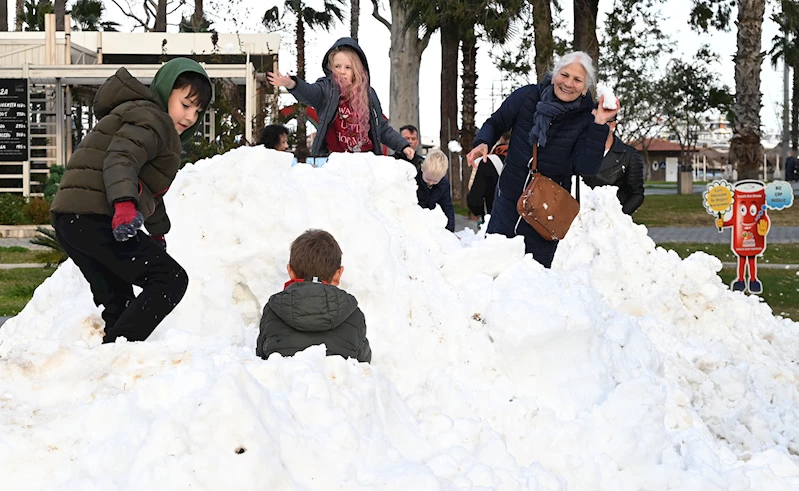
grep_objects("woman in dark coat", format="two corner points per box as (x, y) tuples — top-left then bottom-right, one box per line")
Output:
(466, 51), (619, 268)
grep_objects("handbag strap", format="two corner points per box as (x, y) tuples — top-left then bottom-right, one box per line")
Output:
(528, 145), (539, 173)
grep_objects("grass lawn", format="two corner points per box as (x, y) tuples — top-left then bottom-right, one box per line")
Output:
(657, 242), (799, 264)
(0, 246), (44, 264)
(717, 268), (799, 321)
(634, 194), (799, 227)
(0, 267), (56, 316)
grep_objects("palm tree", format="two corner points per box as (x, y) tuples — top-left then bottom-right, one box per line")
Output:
(54, 0), (64, 30)
(728, 0), (765, 179)
(532, 0), (554, 80)
(1, 0), (8, 31)
(573, 0), (599, 68)
(459, 0), (520, 200)
(22, 0), (53, 31)
(351, 0), (359, 41)
(193, 0), (203, 32)
(769, 0), (799, 153)
(370, 0), (432, 135)
(404, 0), (520, 203)
(264, 0), (345, 162)
(16, 0), (24, 30)
(70, 0), (119, 31)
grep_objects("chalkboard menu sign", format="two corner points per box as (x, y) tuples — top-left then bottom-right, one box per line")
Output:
(0, 79), (29, 162)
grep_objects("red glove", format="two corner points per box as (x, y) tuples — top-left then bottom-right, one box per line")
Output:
(151, 234), (167, 251)
(111, 201), (143, 241)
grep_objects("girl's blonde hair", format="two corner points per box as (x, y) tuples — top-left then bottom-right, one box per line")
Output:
(422, 149), (448, 181)
(327, 47), (370, 145)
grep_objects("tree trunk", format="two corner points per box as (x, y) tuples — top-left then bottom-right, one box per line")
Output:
(155, 0), (167, 32)
(55, 0), (65, 30)
(728, 0), (764, 180)
(532, 0), (553, 81)
(460, 28), (477, 205)
(351, 0), (359, 42)
(573, 0), (599, 69)
(15, 0), (22, 31)
(386, 0), (427, 135)
(295, 15), (309, 162)
(0, 0), (7, 31)
(792, 61), (798, 153)
(440, 29), (461, 201)
(193, 0), (203, 32)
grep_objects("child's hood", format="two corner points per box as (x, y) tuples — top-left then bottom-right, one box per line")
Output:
(322, 37), (370, 78)
(93, 67), (163, 119)
(268, 281), (359, 332)
(150, 58), (213, 144)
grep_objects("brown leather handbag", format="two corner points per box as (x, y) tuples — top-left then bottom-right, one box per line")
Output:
(516, 145), (580, 241)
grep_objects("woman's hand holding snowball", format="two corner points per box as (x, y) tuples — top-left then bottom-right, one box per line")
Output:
(266, 70), (297, 90)
(466, 143), (489, 169)
(594, 95), (620, 125)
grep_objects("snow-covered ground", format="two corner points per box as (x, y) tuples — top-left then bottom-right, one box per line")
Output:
(1, 147), (798, 490)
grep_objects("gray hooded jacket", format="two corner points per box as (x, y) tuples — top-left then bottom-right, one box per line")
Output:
(288, 37), (410, 157)
(256, 280), (372, 363)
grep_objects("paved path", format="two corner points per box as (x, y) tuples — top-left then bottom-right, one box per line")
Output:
(0, 263), (50, 269)
(645, 181), (799, 195)
(0, 238), (47, 250)
(647, 226), (799, 244)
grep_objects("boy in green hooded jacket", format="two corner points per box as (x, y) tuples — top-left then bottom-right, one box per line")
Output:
(50, 58), (212, 343)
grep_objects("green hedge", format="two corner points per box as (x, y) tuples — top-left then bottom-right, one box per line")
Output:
(0, 194), (51, 225)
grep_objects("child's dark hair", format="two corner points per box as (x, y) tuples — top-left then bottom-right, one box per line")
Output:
(173, 72), (213, 110)
(257, 124), (289, 148)
(289, 229), (342, 282)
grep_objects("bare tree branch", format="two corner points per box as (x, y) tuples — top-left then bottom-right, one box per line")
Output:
(370, 0), (391, 30)
(167, 0), (186, 16)
(109, 0), (151, 29)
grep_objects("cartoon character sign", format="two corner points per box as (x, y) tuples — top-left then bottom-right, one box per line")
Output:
(704, 179), (794, 294)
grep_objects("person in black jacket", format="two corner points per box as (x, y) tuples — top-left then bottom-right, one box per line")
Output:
(467, 132), (510, 221)
(257, 229), (371, 363)
(416, 149), (456, 232)
(581, 117), (645, 214)
(465, 51), (618, 268)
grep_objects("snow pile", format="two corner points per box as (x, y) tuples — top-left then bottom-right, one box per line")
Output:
(1, 148), (798, 490)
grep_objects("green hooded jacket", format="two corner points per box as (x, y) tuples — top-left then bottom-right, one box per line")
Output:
(50, 58), (211, 235)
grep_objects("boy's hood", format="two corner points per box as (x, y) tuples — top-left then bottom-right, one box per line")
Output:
(93, 67), (161, 119)
(268, 281), (358, 332)
(322, 37), (370, 77)
(150, 58), (213, 144)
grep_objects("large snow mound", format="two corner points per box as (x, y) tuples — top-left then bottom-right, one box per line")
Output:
(1, 147), (798, 490)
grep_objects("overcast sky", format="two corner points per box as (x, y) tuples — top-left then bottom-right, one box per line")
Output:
(5, 0), (786, 145)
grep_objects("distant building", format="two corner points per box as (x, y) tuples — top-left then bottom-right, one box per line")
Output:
(629, 138), (698, 182)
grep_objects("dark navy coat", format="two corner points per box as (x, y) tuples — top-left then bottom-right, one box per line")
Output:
(473, 79), (608, 267)
(416, 170), (456, 232)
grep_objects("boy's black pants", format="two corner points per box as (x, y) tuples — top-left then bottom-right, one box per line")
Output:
(52, 213), (189, 343)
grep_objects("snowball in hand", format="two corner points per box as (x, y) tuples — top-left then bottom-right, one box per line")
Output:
(597, 85), (617, 110)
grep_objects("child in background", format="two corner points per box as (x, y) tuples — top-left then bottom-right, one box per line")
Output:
(257, 229), (372, 363)
(416, 149), (456, 232)
(50, 58), (213, 343)
(267, 37), (414, 160)
(256, 124), (290, 151)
